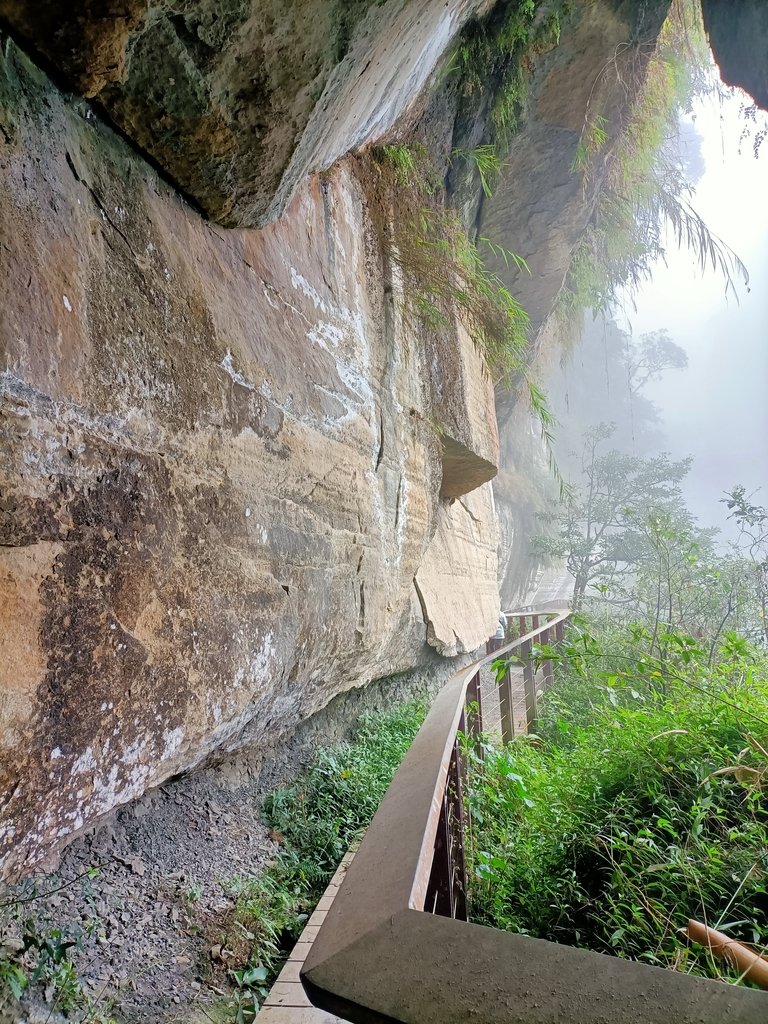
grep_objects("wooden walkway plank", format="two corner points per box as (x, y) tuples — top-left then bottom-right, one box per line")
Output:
(256, 1008), (345, 1023)
(264, 982), (311, 1007)
(254, 852), (356, 1023)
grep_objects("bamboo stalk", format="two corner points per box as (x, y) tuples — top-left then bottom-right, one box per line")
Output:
(683, 919), (768, 991)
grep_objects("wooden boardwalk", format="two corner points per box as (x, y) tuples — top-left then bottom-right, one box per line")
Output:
(254, 850), (355, 1023)
(254, 667), (534, 1024)
(255, 613), (561, 1022)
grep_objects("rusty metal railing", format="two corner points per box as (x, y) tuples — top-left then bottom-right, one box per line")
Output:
(301, 609), (765, 1024)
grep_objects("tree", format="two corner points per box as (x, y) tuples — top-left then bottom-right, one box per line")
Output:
(547, 319), (688, 478)
(533, 424), (691, 607)
(722, 485), (768, 645)
(630, 510), (757, 660)
(625, 329), (688, 395)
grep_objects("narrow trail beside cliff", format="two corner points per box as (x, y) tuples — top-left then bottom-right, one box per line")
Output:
(3, 745), (280, 1024)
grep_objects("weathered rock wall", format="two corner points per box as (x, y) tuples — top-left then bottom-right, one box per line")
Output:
(480, 0), (670, 609)
(0, 41), (499, 880)
(0, 0), (492, 226)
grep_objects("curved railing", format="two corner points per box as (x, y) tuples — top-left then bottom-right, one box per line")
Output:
(301, 611), (765, 1024)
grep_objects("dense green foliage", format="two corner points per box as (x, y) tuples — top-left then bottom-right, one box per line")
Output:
(450, 0), (566, 151)
(221, 701), (427, 1018)
(469, 621), (768, 982)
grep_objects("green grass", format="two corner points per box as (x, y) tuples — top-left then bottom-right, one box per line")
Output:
(468, 622), (768, 983)
(371, 143), (531, 380)
(452, 144), (503, 198)
(218, 700), (428, 1017)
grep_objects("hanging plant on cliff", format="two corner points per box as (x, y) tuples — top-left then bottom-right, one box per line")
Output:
(559, 0), (749, 320)
(369, 144), (567, 497)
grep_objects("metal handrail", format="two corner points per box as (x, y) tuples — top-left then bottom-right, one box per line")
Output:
(301, 611), (765, 1024)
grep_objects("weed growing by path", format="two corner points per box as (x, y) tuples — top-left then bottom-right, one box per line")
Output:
(0, 898), (118, 1023)
(216, 700), (427, 1017)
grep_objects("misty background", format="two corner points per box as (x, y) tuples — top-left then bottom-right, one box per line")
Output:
(549, 84), (768, 544)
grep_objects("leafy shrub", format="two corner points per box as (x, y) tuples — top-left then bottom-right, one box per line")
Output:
(0, 909), (117, 1023)
(467, 622), (768, 983)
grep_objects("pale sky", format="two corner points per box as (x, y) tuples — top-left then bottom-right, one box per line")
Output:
(616, 86), (768, 538)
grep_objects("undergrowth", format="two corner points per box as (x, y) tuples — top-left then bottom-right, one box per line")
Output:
(216, 700), (427, 1020)
(0, 871), (118, 1023)
(468, 621), (768, 983)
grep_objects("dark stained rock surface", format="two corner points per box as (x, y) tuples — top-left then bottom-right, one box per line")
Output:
(702, 0), (768, 111)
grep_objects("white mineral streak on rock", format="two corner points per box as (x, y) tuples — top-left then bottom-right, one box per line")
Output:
(160, 726), (185, 760)
(220, 351), (256, 390)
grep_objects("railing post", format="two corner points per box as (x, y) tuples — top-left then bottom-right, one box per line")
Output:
(541, 627), (554, 690)
(425, 790), (452, 917)
(555, 618), (565, 644)
(520, 638), (537, 732)
(448, 743), (468, 921)
(465, 669), (483, 737)
(425, 741), (468, 921)
(498, 663), (515, 744)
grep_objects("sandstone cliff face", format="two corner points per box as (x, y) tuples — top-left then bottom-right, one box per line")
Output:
(0, 38), (499, 880)
(0, 0), (491, 226)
